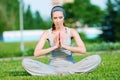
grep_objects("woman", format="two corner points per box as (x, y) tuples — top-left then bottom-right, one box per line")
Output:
(22, 6), (101, 76)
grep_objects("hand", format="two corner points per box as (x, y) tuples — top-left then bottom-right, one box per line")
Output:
(54, 32), (64, 49)
(54, 31), (66, 49)
(54, 32), (60, 49)
(59, 31), (65, 48)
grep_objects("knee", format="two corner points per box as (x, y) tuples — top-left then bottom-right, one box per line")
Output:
(22, 58), (31, 67)
(93, 55), (101, 63)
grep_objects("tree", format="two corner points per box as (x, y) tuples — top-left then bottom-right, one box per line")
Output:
(34, 11), (48, 29)
(63, 0), (105, 27)
(0, 4), (7, 34)
(113, 0), (120, 41)
(0, 0), (49, 34)
(102, 0), (120, 41)
(0, 0), (19, 33)
(24, 5), (34, 29)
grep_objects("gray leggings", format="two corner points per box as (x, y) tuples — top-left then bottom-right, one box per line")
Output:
(22, 55), (101, 76)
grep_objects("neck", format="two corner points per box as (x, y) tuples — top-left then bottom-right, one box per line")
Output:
(55, 25), (65, 31)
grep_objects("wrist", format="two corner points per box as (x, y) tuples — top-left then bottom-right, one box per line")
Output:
(54, 45), (58, 49)
(61, 44), (66, 49)
(62, 45), (71, 50)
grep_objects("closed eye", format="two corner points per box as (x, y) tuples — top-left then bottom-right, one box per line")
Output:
(59, 16), (63, 19)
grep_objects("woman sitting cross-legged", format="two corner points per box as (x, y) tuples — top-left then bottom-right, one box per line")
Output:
(22, 6), (101, 76)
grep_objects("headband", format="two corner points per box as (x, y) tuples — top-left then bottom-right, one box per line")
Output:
(51, 6), (66, 18)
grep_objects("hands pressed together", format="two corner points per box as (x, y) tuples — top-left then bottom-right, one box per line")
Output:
(54, 31), (66, 49)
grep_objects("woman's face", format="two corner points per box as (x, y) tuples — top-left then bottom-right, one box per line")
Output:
(52, 11), (64, 27)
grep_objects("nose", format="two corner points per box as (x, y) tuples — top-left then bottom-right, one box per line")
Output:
(56, 19), (60, 22)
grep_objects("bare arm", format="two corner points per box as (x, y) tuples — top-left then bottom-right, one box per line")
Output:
(61, 28), (86, 54)
(34, 30), (58, 57)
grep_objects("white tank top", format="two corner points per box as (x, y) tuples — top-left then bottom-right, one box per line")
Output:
(48, 27), (74, 68)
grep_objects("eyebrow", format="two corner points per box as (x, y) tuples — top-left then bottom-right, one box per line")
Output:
(53, 16), (63, 18)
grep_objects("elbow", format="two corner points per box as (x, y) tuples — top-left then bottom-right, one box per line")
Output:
(34, 51), (39, 57)
(82, 47), (86, 54)
(77, 49), (86, 54)
(82, 49), (86, 54)
(34, 53), (38, 57)
(34, 51), (43, 57)
(80, 48), (86, 54)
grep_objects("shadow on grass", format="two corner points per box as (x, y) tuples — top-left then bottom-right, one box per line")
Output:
(9, 71), (30, 76)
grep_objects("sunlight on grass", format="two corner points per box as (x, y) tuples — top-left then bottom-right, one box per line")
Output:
(0, 52), (120, 80)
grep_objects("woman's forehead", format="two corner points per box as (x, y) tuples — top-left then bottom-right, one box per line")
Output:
(52, 11), (64, 16)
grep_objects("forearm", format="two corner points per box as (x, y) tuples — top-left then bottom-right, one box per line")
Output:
(34, 46), (57, 57)
(62, 45), (86, 54)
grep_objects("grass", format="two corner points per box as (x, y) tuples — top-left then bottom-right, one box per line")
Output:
(0, 42), (37, 58)
(0, 41), (49, 58)
(0, 41), (120, 58)
(0, 52), (120, 80)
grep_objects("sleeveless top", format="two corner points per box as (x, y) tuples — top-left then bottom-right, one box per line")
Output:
(48, 27), (74, 68)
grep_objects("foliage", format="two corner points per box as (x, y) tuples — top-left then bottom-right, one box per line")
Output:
(0, 42), (37, 58)
(0, 0), (19, 33)
(23, 6), (50, 30)
(0, 0), (51, 34)
(86, 42), (120, 52)
(0, 41), (120, 58)
(0, 53), (120, 80)
(34, 11), (46, 29)
(24, 5), (34, 29)
(102, 0), (120, 41)
(63, 0), (105, 27)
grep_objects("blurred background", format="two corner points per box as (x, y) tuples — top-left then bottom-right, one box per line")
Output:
(0, 0), (120, 58)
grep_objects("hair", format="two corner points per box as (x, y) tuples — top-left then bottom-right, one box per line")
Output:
(51, 6), (66, 18)
(51, 6), (66, 30)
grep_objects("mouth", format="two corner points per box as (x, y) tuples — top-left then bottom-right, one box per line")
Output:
(56, 22), (60, 25)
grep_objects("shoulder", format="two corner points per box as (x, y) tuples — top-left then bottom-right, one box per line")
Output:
(41, 29), (50, 39)
(69, 28), (79, 37)
(69, 28), (77, 32)
(42, 30), (49, 35)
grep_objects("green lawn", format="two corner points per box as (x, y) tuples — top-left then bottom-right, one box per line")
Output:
(0, 52), (120, 80)
(0, 41), (120, 58)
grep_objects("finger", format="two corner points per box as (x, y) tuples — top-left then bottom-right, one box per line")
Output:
(58, 34), (60, 40)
